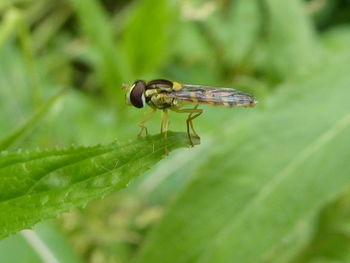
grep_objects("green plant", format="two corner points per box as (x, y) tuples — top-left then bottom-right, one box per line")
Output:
(0, 132), (196, 239)
(1, 0), (350, 262)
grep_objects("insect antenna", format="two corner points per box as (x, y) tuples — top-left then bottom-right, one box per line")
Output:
(121, 83), (130, 90)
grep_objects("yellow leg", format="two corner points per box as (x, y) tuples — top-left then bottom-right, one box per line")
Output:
(161, 109), (169, 155)
(171, 105), (203, 146)
(187, 105), (201, 136)
(138, 108), (156, 137)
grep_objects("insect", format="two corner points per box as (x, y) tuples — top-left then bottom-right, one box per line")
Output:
(123, 79), (257, 151)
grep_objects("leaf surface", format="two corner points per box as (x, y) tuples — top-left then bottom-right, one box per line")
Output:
(0, 132), (197, 239)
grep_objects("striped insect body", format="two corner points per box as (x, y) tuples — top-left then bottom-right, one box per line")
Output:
(123, 79), (257, 153)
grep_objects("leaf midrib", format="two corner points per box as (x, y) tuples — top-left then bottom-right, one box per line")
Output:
(0, 138), (179, 206)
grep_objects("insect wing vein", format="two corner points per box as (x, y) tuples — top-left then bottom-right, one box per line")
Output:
(166, 84), (256, 107)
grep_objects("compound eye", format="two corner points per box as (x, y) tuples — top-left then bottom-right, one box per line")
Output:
(129, 80), (146, 108)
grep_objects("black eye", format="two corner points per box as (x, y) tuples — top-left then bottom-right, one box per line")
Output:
(130, 80), (146, 108)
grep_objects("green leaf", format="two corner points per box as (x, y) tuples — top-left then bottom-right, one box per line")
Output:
(68, 0), (131, 101)
(290, 190), (350, 263)
(121, 0), (178, 77)
(260, 0), (319, 79)
(134, 54), (350, 262)
(202, 0), (318, 79)
(0, 89), (66, 151)
(0, 132), (198, 240)
(0, 8), (21, 48)
(205, 0), (262, 68)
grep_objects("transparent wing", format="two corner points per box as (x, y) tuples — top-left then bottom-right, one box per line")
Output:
(165, 84), (257, 107)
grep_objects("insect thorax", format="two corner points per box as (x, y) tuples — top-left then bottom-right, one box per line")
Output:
(145, 89), (181, 109)
(148, 94), (173, 109)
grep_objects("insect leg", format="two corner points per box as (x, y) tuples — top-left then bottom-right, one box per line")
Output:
(171, 105), (203, 146)
(187, 105), (202, 137)
(161, 109), (169, 155)
(138, 108), (156, 136)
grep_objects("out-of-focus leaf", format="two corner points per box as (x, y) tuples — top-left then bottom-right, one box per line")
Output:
(206, 0), (262, 69)
(166, 21), (221, 83)
(321, 25), (350, 54)
(290, 189), (350, 263)
(259, 0), (319, 79)
(0, 222), (82, 263)
(202, 0), (318, 79)
(17, 10), (43, 106)
(121, 0), (178, 77)
(68, 0), (131, 102)
(134, 51), (350, 263)
(0, 89), (66, 151)
(0, 45), (32, 134)
(308, 0), (338, 30)
(0, 132), (198, 240)
(0, 8), (21, 48)
(0, 8), (43, 106)
(0, 0), (31, 11)
(31, 6), (71, 51)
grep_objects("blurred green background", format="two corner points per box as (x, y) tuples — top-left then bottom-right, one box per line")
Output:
(1, 0), (350, 262)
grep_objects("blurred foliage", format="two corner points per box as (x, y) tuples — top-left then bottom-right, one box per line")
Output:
(0, 222), (83, 263)
(1, 0), (350, 262)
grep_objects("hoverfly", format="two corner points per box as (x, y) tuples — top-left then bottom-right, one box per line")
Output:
(123, 79), (257, 152)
